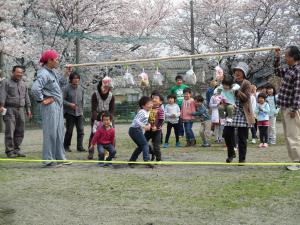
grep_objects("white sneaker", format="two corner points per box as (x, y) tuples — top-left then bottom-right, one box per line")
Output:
(286, 164), (300, 171)
(226, 118), (233, 123)
(251, 139), (256, 144)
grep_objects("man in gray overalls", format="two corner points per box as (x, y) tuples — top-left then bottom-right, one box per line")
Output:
(31, 50), (71, 166)
(0, 66), (32, 158)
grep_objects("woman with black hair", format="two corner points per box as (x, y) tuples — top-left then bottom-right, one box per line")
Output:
(88, 78), (115, 159)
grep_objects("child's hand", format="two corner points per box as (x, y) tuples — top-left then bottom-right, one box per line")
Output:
(152, 126), (157, 131)
(171, 114), (176, 118)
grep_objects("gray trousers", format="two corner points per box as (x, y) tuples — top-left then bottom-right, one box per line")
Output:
(40, 102), (66, 162)
(3, 107), (25, 154)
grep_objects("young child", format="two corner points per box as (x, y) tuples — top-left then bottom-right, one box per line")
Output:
(192, 95), (211, 147)
(266, 84), (279, 145)
(255, 93), (271, 148)
(170, 75), (189, 136)
(181, 88), (196, 147)
(163, 94), (181, 148)
(209, 90), (223, 143)
(89, 112), (116, 167)
(250, 84), (258, 144)
(128, 96), (153, 168)
(216, 76), (240, 123)
(146, 93), (165, 161)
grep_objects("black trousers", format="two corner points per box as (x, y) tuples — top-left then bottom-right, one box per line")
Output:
(165, 122), (180, 143)
(250, 119), (257, 139)
(145, 130), (162, 161)
(64, 114), (84, 149)
(258, 126), (268, 143)
(223, 126), (249, 162)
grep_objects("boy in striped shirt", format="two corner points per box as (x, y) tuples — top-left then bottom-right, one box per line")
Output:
(128, 96), (154, 168)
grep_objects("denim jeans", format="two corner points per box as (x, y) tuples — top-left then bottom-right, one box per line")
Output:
(183, 121), (195, 141)
(97, 144), (116, 161)
(128, 127), (150, 162)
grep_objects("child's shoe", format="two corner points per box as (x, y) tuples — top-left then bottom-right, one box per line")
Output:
(185, 140), (191, 147)
(98, 163), (105, 167)
(175, 142), (181, 147)
(263, 143), (268, 148)
(190, 139), (196, 146)
(258, 143), (264, 148)
(163, 143), (169, 148)
(201, 142), (211, 147)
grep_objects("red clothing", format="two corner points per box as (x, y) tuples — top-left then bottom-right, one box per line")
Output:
(181, 98), (196, 121)
(257, 120), (269, 126)
(91, 126), (115, 145)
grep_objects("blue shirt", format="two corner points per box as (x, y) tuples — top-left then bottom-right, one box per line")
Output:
(31, 67), (67, 106)
(192, 104), (210, 122)
(255, 102), (271, 121)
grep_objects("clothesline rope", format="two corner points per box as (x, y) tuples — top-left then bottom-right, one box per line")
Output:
(67, 46), (280, 68)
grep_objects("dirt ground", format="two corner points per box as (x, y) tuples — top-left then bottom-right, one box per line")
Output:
(1, 122), (300, 225)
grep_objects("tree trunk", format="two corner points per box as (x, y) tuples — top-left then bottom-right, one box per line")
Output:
(0, 51), (4, 133)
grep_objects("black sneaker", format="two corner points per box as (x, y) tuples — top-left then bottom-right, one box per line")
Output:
(226, 157), (233, 163)
(128, 162), (135, 168)
(77, 147), (86, 152)
(15, 151), (26, 157)
(65, 147), (72, 152)
(7, 153), (17, 158)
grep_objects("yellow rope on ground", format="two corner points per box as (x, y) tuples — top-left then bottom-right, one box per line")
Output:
(0, 158), (299, 166)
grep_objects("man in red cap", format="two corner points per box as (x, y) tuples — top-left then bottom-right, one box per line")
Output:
(31, 50), (72, 166)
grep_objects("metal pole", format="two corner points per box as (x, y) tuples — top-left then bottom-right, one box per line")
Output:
(190, 0), (195, 68)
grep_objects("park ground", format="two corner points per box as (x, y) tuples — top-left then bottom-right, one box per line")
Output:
(0, 122), (300, 225)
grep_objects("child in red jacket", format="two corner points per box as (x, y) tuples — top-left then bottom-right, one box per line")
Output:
(89, 112), (116, 167)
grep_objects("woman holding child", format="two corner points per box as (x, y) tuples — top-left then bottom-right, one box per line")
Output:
(222, 62), (255, 164)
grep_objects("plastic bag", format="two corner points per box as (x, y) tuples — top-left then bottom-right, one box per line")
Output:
(215, 65), (224, 81)
(102, 76), (114, 88)
(124, 71), (135, 86)
(152, 68), (164, 86)
(138, 70), (149, 87)
(185, 68), (197, 85)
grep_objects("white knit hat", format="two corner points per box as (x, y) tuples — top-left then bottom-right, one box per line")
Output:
(233, 62), (249, 77)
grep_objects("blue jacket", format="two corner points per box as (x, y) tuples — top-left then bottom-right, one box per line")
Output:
(206, 87), (214, 106)
(266, 95), (279, 117)
(192, 104), (210, 122)
(255, 102), (270, 121)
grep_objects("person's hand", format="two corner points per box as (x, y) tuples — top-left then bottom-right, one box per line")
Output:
(69, 103), (77, 110)
(0, 107), (3, 113)
(144, 124), (151, 131)
(42, 97), (54, 105)
(289, 111), (296, 119)
(275, 48), (281, 58)
(152, 126), (157, 131)
(171, 114), (176, 118)
(27, 111), (32, 119)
